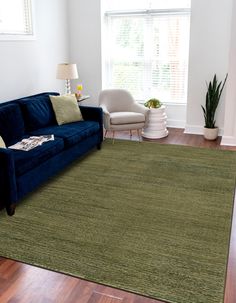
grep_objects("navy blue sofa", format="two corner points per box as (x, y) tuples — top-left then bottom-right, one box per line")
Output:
(0, 92), (103, 216)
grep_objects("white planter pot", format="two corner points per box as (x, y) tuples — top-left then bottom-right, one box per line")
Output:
(203, 127), (219, 140)
(142, 106), (168, 139)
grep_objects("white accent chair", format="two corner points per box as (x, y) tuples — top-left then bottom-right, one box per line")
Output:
(99, 89), (149, 142)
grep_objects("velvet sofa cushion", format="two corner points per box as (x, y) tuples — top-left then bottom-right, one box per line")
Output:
(30, 121), (100, 148)
(0, 104), (25, 146)
(17, 93), (58, 132)
(12, 137), (64, 176)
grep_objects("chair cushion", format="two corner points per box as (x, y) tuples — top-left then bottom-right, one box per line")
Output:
(13, 137), (64, 176)
(0, 104), (25, 146)
(29, 121), (100, 148)
(110, 112), (145, 125)
(17, 93), (58, 132)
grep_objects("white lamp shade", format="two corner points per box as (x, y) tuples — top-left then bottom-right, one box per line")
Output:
(56, 63), (78, 80)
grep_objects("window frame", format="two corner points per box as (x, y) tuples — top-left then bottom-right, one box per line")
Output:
(0, 0), (35, 41)
(102, 6), (191, 105)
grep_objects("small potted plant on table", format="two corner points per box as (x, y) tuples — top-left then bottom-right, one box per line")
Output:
(144, 98), (162, 109)
(201, 74), (227, 140)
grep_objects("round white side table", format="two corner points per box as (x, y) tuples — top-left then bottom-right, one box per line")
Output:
(142, 106), (168, 139)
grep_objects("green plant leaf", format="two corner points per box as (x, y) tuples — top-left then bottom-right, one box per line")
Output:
(201, 74), (227, 129)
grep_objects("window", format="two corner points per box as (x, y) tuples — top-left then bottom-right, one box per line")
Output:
(0, 0), (34, 39)
(102, 0), (191, 104)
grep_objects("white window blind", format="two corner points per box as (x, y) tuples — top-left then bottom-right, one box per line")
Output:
(103, 1), (191, 104)
(0, 0), (33, 38)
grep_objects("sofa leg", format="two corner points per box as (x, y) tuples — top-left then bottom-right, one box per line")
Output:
(97, 143), (102, 150)
(6, 204), (16, 216)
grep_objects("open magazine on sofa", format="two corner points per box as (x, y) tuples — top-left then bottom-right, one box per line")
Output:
(9, 135), (54, 151)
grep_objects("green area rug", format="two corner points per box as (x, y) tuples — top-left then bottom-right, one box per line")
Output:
(0, 140), (236, 303)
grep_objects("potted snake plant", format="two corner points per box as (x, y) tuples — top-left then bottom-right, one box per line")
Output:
(201, 74), (228, 140)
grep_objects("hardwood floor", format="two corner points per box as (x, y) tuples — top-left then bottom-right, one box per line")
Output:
(0, 128), (235, 303)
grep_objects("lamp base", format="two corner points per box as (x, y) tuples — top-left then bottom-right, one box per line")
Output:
(65, 79), (71, 95)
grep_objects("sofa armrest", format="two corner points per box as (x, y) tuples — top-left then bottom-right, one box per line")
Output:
(79, 106), (104, 142)
(0, 148), (17, 207)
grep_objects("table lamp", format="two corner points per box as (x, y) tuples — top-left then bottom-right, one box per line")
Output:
(56, 63), (78, 94)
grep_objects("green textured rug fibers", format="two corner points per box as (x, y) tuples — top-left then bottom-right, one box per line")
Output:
(0, 140), (236, 303)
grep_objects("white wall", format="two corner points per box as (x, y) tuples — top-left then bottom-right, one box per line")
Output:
(68, 0), (234, 135)
(165, 104), (186, 128)
(221, 0), (236, 146)
(68, 0), (187, 126)
(0, 0), (69, 103)
(185, 0), (233, 135)
(68, 0), (102, 106)
(2, 0), (235, 138)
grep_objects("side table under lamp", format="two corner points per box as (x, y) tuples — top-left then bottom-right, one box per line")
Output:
(76, 95), (90, 103)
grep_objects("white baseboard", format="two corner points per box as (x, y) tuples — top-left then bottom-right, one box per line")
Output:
(184, 124), (224, 136)
(221, 135), (236, 146)
(184, 125), (203, 135)
(167, 119), (185, 128)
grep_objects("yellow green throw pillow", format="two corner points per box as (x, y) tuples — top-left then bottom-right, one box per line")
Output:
(50, 94), (83, 125)
(0, 136), (6, 148)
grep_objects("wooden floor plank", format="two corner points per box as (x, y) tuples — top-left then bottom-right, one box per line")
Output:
(0, 128), (235, 303)
(87, 292), (123, 303)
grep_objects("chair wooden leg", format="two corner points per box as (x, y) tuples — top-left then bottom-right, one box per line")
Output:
(112, 131), (115, 144)
(137, 129), (141, 142)
(130, 130), (132, 139)
(104, 130), (108, 139)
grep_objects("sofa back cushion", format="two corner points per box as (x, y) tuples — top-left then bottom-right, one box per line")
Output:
(17, 93), (59, 132)
(0, 104), (25, 146)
